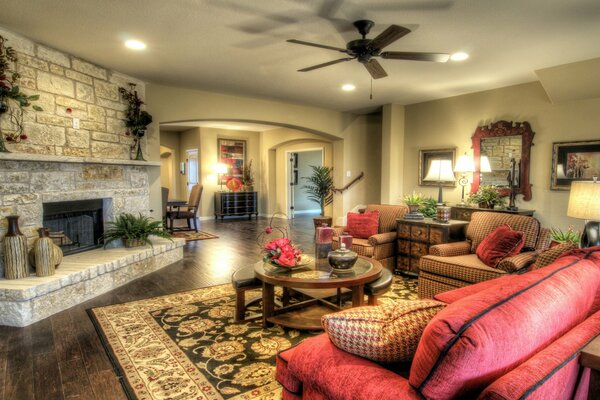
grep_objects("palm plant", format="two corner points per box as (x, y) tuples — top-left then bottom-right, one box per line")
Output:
(302, 165), (334, 217)
(101, 213), (172, 248)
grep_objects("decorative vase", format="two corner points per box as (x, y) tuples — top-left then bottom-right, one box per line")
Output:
(123, 238), (146, 248)
(3, 215), (28, 279)
(132, 136), (146, 161)
(33, 228), (57, 277)
(436, 206), (451, 223)
(327, 243), (358, 270)
(29, 229), (63, 270)
(408, 204), (420, 214)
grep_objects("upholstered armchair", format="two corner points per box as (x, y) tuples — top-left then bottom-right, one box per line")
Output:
(332, 204), (408, 272)
(418, 211), (550, 298)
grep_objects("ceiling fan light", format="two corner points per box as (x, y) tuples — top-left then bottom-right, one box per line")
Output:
(450, 52), (469, 61)
(341, 84), (356, 91)
(125, 39), (146, 50)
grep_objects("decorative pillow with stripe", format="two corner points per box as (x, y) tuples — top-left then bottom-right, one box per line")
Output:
(322, 299), (446, 363)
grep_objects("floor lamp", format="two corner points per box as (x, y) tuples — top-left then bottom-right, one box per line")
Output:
(567, 179), (600, 248)
(423, 159), (455, 204)
(454, 153), (475, 205)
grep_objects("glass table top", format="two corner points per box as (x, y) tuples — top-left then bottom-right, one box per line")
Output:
(254, 256), (374, 281)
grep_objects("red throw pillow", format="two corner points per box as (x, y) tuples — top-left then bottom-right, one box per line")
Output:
(476, 225), (525, 268)
(346, 211), (379, 239)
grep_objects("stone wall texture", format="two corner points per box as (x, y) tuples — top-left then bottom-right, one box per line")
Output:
(0, 26), (146, 158)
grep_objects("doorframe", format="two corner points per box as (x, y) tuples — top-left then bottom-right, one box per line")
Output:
(286, 148), (324, 219)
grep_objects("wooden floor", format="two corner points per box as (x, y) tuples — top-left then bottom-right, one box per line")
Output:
(0, 215), (318, 400)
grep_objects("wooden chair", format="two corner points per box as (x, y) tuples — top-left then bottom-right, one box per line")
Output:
(161, 187), (169, 228)
(167, 184), (203, 232)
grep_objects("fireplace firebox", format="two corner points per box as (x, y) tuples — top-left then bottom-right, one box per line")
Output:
(42, 199), (105, 255)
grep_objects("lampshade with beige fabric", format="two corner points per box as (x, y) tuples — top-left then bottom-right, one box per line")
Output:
(424, 159), (455, 204)
(567, 180), (600, 247)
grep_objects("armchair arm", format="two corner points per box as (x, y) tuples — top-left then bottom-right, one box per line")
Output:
(496, 251), (538, 273)
(429, 241), (471, 257)
(368, 232), (397, 246)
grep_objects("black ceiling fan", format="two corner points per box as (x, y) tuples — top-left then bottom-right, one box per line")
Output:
(287, 20), (449, 79)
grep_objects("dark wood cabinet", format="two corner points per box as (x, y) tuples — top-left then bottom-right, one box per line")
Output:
(451, 206), (535, 221)
(214, 191), (258, 220)
(396, 218), (468, 276)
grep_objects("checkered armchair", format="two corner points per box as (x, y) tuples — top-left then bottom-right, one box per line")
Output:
(332, 204), (409, 272)
(418, 211), (551, 299)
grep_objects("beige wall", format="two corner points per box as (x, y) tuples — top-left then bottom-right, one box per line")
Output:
(404, 81), (600, 229)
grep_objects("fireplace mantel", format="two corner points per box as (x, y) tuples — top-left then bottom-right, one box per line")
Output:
(0, 152), (161, 167)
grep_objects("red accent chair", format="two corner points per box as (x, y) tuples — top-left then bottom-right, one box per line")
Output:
(276, 246), (600, 400)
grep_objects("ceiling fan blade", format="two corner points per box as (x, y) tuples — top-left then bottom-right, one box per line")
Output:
(363, 59), (388, 79)
(287, 39), (347, 53)
(380, 51), (450, 62)
(298, 57), (354, 72)
(369, 25), (411, 51)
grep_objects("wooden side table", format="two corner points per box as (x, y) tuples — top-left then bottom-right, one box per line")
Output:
(581, 334), (600, 399)
(451, 205), (535, 221)
(396, 218), (468, 276)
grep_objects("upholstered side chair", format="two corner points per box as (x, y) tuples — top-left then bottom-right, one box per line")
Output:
(167, 184), (203, 232)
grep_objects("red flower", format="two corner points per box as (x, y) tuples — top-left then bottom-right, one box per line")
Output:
(19, 134), (27, 140)
(264, 226), (273, 234)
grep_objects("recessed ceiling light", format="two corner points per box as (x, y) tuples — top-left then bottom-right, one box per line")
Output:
(125, 39), (146, 50)
(450, 52), (469, 61)
(341, 84), (356, 91)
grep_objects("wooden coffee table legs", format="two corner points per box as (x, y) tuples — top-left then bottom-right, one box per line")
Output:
(262, 281), (275, 328)
(351, 285), (364, 307)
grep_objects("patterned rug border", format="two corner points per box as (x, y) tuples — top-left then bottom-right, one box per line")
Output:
(172, 231), (219, 242)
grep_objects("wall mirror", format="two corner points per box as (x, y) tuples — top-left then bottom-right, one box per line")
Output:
(471, 120), (534, 201)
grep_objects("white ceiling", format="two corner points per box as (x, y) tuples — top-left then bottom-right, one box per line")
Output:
(1, 0), (600, 113)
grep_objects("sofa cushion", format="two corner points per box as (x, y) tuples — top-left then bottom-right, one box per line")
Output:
(347, 210), (379, 239)
(365, 204), (408, 233)
(475, 225), (525, 268)
(467, 212), (541, 253)
(409, 248), (600, 399)
(433, 275), (518, 304)
(531, 241), (579, 270)
(419, 254), (508, 284)
(322, 300), (446, 363)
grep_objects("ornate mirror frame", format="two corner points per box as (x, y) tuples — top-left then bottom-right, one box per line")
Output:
(471, 120), (535, 201)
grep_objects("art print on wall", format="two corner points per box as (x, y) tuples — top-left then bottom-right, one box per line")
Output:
(218, 139), (246, 184)
(418, 148), (457, 187)
(551, 140), (600, 190)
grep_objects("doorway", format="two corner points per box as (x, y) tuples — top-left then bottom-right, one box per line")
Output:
(287, 149), (323, 218)
(186, 149), (199, 199)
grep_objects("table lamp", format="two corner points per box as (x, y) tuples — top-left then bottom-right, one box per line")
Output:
(214, 163), (228, 191)
(454, 153), (475, 205)
(480, 156), (492, 173)
(567, 179), (600, 248)
(424, 159), (455, 204)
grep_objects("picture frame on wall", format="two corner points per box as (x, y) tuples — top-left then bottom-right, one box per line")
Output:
(551, 139), (600, 190)
(419, 148), (457, 187)
(218, 139), (246, 184)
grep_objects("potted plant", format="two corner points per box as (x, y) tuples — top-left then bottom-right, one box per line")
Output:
(0, 34), (43, 153)
(101, 213), (172, 248)
(549, 226), (581, 248)
(403, 191), (423, 214)
(467, 185), (506, 209)
(242, 159), (254, 191)
(302, 165), (334, 228)
(419, 197), (438, 218)
(119, 83), (152, 161)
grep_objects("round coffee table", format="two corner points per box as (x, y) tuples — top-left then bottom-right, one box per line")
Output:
(254, 256), (382, 330)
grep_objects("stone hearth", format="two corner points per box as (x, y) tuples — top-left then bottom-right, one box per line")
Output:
(0, 237), (184, 327)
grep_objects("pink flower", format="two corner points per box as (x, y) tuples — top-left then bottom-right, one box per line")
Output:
(264, 226), (273, 234)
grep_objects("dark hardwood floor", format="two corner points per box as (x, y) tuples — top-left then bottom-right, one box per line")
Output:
(0, 215), (317, 400)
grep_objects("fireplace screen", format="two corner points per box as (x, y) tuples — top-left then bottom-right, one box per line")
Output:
(42, 199), (105, 255)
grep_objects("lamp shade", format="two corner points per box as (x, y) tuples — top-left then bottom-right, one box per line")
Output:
(214, 163), (228, 174)
(454, 154), (475, 173)
(424, 159), (455, 182)
(480, 156), (492, 173)
(567, 181), (600, 220)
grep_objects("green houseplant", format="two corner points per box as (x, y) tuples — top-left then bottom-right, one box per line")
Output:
(467, 185), (506, 209)
(419, 197), (438, 218)
(101, 213), (172, 248)
(403, 191), (424, 214)
(549, 226), (581, 247)
(302, 165), (334, 227)
(0, 34), (43, 152)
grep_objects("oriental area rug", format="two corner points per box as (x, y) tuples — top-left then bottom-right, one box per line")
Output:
(89, 277), (418, 400)
(171, 231), (219, 241)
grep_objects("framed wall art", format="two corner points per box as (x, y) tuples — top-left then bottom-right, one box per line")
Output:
(551, 140), (600, 190)
(218, 139), (246, 184)
(419, 148), (457, 187)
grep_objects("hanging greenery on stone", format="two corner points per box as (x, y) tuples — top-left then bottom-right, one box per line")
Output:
(119, 83), (152, 160)
(0, 34), (43, 152)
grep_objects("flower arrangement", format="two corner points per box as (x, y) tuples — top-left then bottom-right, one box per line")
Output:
(242, 159), (254, 189)
(0, 34), (42, 152)
(258, 213), (303, 267)
(118, 83), (152, 160)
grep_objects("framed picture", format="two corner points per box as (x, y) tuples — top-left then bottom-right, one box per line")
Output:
(551, 140), (600, 190)
(419, 148), (457, 187)
(218, 139), (246, 184)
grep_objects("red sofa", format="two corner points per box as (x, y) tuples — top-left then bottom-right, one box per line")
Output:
(276, 247), (600, 400)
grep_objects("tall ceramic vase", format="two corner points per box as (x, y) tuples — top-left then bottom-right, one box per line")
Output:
(3, 215), (28, 279)
(34, 228), (57, 277)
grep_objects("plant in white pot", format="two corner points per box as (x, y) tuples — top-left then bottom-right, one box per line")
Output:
(302, 165), (334, 228)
